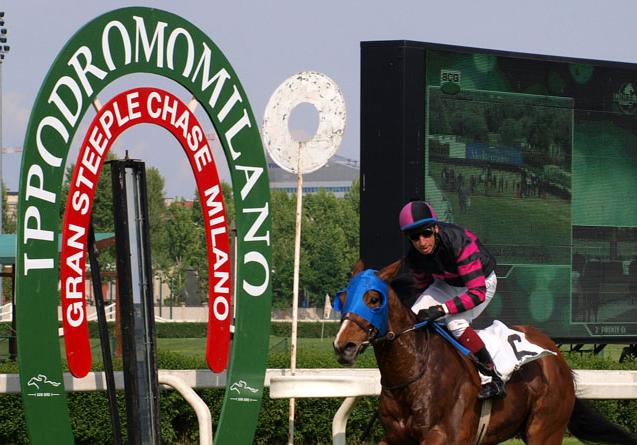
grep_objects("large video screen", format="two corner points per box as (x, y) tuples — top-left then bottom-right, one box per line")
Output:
(424, 49), (637, 339)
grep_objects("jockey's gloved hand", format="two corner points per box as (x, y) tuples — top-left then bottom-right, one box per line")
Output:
(416, 305), (446, 322)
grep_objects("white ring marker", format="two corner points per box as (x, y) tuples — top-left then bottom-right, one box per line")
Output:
(262, 71), (347, 174)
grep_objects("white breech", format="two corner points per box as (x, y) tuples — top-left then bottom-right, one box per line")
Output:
(411, 272), (497, 338)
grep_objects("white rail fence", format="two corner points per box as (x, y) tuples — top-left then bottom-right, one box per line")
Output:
(269, 369), (637, 445)
(1, 369), (636, 445)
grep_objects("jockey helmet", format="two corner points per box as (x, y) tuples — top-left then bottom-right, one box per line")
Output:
(399, 200), (437, 232)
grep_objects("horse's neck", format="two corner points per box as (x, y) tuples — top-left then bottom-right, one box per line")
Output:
(375, 293), (472, 391)
(374, 293), (426, 386)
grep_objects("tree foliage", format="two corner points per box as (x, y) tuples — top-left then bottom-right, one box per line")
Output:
(270, 182), (360, 308)
(164, 200), (201, 300)
(2, 184), (15, 234)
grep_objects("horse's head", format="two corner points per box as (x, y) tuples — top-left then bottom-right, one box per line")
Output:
(332, 260), (401, 365)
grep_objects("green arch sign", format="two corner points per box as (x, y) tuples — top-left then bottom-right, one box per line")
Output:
(16, 7), (272, 444)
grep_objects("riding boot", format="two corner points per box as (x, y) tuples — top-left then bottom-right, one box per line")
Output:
(457, 327), (506, 400)
(474, 347), (506, 400)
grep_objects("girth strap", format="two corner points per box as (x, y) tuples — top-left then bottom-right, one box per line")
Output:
(474, 399), (492, 445)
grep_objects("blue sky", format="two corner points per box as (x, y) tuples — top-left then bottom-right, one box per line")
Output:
(1, 0), (636, 197)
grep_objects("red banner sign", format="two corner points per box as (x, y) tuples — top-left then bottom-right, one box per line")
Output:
(60, 87), (232, 376)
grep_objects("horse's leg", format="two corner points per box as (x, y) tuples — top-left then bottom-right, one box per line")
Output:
(419, 435), (446, 445)
(418, 429), (448, 445)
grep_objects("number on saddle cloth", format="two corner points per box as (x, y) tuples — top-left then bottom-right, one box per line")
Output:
(477, 320), (557, 382)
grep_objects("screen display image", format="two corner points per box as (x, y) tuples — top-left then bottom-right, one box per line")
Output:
(424, 49), (637, 339)
(572, 227), (637, 328)
(426, 87), (572, 265)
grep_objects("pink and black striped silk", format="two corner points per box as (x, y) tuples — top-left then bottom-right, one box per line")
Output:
(405, 222), (496, 314)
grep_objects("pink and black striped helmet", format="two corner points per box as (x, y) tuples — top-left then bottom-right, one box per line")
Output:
(398, 201), (438, 232)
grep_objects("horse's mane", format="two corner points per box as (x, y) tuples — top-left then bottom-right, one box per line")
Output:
(389, 273), (422, 309)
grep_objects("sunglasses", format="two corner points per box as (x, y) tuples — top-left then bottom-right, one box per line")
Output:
(406, 227), (435, 241)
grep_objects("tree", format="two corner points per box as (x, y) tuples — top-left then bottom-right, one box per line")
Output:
(145, 167), (169, 271)
(1, 183), (15, 304)
(269, 184), (360, 309)
(2, 183), (15, 234)
(164, 200), (202, 301)
(270, 190), (301, 307)
(450, 108), (488, 143)
(499, 118), (523, 146)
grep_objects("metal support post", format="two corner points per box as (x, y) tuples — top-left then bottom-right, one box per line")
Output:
(111, 160), (160, 445)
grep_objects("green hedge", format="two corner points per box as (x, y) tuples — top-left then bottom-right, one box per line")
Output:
(89, 321), (340, 339)
(269, 321), (341, 338)
(0, 321), (341, 340)
(0, 347), (635, 444)
(0, 321), (343, 340)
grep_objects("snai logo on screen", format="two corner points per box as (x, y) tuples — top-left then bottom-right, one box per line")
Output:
(614, 82), (637, 114)
(440, 69), (461, 95)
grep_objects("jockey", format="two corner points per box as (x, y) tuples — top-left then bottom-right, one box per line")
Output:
(398, 200), (505, 399)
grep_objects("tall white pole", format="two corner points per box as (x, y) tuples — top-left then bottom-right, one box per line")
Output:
(288, 142), (304, 445)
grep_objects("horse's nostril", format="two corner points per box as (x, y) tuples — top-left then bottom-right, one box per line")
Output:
(333, 341), (358, 356)
(344, 342), (357, 353)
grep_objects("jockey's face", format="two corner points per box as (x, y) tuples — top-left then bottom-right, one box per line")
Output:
(408, 225), (438, 255)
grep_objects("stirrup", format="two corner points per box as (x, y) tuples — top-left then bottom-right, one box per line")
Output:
(478, 378), (506, 400)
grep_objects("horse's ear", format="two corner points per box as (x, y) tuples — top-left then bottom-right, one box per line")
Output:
(376, 260), (402, 282)
(351, 260), (365, 276)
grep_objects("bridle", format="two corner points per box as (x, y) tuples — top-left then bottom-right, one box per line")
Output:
(342, 313), (379, 343)
(341, 307), (432, 391)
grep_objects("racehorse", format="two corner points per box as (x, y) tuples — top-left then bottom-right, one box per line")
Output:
(332, 260), (637, 445)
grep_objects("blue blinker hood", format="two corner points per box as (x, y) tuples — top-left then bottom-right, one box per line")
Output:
(333, 269), (389, 337)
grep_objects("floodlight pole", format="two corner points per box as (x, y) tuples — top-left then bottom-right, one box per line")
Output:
(288, 142), (304, 445)
(0, 11), (9, 306)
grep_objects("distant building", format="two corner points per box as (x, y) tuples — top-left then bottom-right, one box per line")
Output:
(5, 191), (17, 220)
(268, 154), (359, 198)
(164, 197), (194, 208)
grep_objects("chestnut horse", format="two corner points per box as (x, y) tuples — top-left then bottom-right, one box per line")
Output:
(332, 261), (637, 445)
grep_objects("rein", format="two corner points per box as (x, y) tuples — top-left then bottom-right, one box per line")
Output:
(358, 319), (473, 391)
(366, 319), (430, 346)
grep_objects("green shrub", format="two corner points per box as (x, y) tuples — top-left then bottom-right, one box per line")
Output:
(87, 322), (210, 339)
(270, 321), (341, 338)
(86, 321), (341, 339)
(0, 347), (635, 443)
(3, 320), (342, 339)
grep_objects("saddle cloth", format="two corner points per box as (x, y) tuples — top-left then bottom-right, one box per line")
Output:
(477, 320), (556, 384)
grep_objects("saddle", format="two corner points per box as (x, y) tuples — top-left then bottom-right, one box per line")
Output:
(433, 320), (556, 383)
